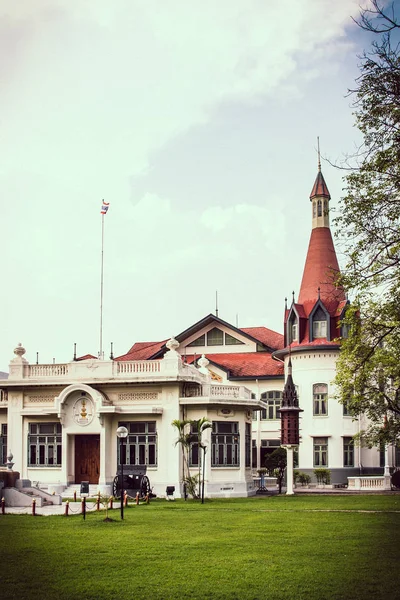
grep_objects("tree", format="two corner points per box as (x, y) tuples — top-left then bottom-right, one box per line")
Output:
(265, 448), (287, 494)
(334, 1), (400, 445)
(189, 417), (212, 500)
(172, 417), (211, 499)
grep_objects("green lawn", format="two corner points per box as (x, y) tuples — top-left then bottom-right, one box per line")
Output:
(1, 495), (400, 600)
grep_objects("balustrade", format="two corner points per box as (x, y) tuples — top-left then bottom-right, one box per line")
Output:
(28, 364), (69, 377)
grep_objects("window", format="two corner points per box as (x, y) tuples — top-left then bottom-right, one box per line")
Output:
(314, 437), (328, 467)
(252, 410), (258, 421)
(207, 328), (224, 346)
(211, 421), (239, 467)
(313, 320), (327, 338)
(118, 421), (157, 466)
(343, 437), (354, 467)
(245, 423), (251, 468)
(225, 333), (244, 345)
(288, 319), (298, 344)
(313, 201), (316, 218)
(313, 384), (328, 415)
(0, 424), (7, 466)
(252, 440), (257, 469)
(28, 423), (62, 467)
(187, 334), (205, 347)
(189, 422), (199, 467)
(317, 199), (322, 216)
(341, 322), (350, 338)
(343, 400), (351, 416)
(260, 391), (282, 420)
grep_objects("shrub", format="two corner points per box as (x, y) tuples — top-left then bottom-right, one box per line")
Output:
(298, 473), (311, 486)
(293, 470), (300, 483)
(313, 468), (331, 485)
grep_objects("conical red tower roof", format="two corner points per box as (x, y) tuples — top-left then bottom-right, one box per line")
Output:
(298, 227), (345, 315)
(310, 170), (330, 199)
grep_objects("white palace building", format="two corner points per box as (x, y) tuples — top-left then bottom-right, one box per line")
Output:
(0, 165), (397, 497)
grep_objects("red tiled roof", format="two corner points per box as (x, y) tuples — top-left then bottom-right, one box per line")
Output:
(116, 341), (167, 361)
(298, 227), (346, 316)
(240, 327), (284, 350)
(76, 354), (97, 361)
(186, 352), (284, 378)
(310, 170), (330, 199)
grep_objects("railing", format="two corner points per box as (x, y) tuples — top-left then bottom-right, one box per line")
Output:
(183, 383), (252, 401)
(28, 364), (69, 377)
(116, 361), (161, 375)
(347, 476), (389, 490)
(0, 390), (7, 405)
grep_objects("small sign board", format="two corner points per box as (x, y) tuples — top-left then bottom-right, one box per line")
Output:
(80, 481), (89, 496)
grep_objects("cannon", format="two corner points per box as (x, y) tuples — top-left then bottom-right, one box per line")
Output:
(112, 464), (155, 499)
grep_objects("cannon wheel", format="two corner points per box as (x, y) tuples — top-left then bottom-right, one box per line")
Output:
(141, 475), (151, 497)
(112, 475), (120, 498)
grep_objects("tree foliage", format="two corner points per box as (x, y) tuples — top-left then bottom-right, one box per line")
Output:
(334, 1), (400, 445)
(265, 447), (287, 494)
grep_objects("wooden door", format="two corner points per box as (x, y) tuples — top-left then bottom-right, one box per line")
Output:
(75, 435), (100, 484)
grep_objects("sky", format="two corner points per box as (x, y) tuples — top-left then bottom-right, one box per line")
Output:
(0, 0), (378, 371)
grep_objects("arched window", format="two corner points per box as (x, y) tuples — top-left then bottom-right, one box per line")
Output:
(317, 199), (322, 216)
(313, 201), (317, 218)
(313, 384), (328, 415)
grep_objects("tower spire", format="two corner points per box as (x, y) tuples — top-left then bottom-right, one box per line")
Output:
(317, 136), (321, 172)
(298, 153), (346, 313)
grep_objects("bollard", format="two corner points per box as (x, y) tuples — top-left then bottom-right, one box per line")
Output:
(109, 496), (113, 510)
(73, 490), (76, 502)
(136, 492), (139, 505)
(82, 496), (86, 520)
(65, 500), (69, 517)
(124, 491), (128, 507)
(32, 498), (36, 516)
(1, 497), (5, 514)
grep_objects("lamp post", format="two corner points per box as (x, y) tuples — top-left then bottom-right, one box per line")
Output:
(116, 426), (128, 519)
(201, 444), (207, 504)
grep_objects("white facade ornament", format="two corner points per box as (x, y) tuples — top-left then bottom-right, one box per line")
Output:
(72, 396), (95, 426)
(14, 343), (26, 357)
(11, 342), (28, 365)
(198, 354), (209, 374)
(166, 337), (179, 352)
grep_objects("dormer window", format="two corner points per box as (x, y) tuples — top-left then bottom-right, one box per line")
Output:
(310, 305), (329, 341)
(290, 322), (298, 343)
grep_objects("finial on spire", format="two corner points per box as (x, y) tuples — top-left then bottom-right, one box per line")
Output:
(318, 286), (321, 300)
(317, 136), (321, 172)
(215, 290), (219, 318)
(285, 297), (287, 310)
(292, 290), (295, 303)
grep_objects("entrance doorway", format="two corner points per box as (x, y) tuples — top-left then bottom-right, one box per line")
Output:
(75, 435), (100, 484)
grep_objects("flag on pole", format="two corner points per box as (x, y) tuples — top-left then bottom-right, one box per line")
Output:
(101, 200), (110, 214)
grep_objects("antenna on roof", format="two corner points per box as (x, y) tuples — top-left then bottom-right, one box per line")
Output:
(110, 342), (114, 360)
(215, 290), (219, 318)
(36, 352), (39, 365)
(73, 343), (77, 361)
(236, 313), (239, 328)
(317, 136), (321, 172)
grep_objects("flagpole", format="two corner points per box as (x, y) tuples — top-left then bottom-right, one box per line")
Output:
(99, 211), (105, 360)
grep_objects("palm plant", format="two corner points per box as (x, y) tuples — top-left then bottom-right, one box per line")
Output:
(172, 419), (191, 497)
(190, 417), (212, 499)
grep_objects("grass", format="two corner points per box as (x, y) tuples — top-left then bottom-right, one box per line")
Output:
(1, 495), (400, 600)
